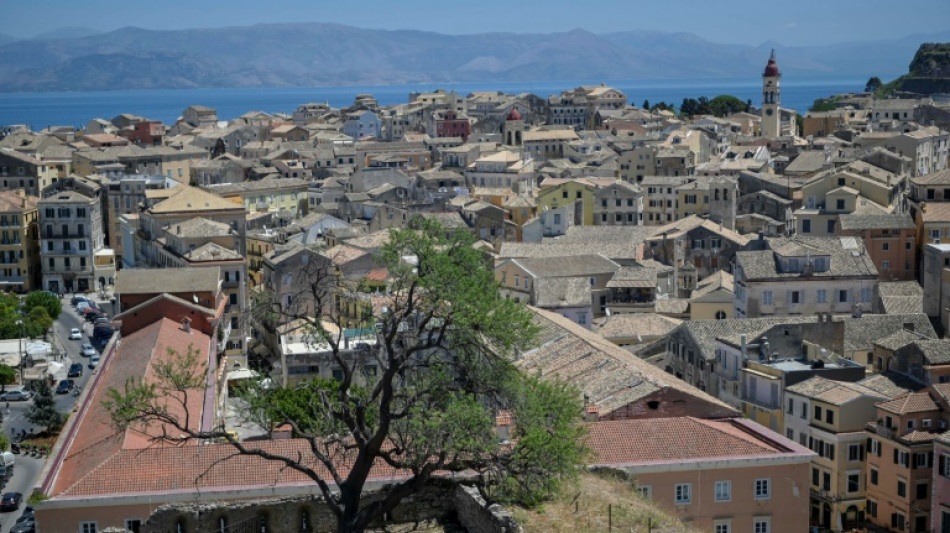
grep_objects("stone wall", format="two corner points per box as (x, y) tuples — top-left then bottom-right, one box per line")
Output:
(453, 485), (522, 533)
(143, 479), (520, 533)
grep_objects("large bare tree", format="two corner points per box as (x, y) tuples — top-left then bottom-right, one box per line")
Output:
(105, 219), (586, 533)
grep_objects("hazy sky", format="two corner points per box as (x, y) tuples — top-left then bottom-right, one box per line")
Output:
(5, 0), (950, 46)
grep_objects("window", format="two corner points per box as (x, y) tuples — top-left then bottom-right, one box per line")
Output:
(882, 260), (891, 271)
(895, 450), (909, 467)
(802, 219), (811, 233)
(753, 517), (770, 533)
(714, 521), (731, 533)
(861, 287), (872, 303)
(916, 482), (928, 499)
(636, 485), (652, 500)
(754, 478), (770, 499)
(914, 452), (930, 468)
(814, 405), (822, 421)
(870, 467), (878, 485)
(867, 499), (878, 518)
(674, 483), (691, 504)
(838, 289), (848, 303)
(787, 398), (794, 414)
(940, 454), (950, 477)
(812, 467), (819, 487)
(715, 480), (731, 502)
(786, 428), (794, 440)
(847, 472), (860, 493)
(125, 519), (143, 533)
(892, 512), (906, 531)
(81, 523), (98, 533)
(836, 199), (845, 210)
(762, 290), (773, 306)
(826, 409), (834, 424)
(801, 403), (807, 419)
(790, 290), (801, 304)
(849, 443), (863, 461)
(897, 479), (906, 497)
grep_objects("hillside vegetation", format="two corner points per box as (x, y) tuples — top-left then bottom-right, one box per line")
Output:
(511, 471), (698, 533)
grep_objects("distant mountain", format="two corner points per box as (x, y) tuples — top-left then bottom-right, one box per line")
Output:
(28, 26), (104, 41)
(0, 34), (16, 47)
(0, 22), (947, 92)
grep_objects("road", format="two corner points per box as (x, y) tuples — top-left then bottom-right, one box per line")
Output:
(0, 295), (109, 533)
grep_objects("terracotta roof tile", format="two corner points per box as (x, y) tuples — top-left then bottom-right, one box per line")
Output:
(877, 391), (939, 415)
(587, 417), (797, 465)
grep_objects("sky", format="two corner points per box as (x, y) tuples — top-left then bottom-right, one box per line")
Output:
(3, 0), (950, 46)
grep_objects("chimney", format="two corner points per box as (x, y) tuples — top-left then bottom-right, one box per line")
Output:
(176, 224), (181, 234)
(181, 317), (191, 333)
(584, 404), (600, 422)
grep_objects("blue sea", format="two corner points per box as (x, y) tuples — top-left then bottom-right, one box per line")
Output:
(0, 77), (878, 130)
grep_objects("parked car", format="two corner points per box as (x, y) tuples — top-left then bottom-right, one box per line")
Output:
(70, 295), (87, 306)
(76, 301), (90, 312)
(68, 363), (83, 378)
(68, 328), (82, 340)
(93, 316), (110, 325)
(89, 354), (100, 369)
(56, 380), (74, 394)
(81, 344), (96, 357)
(0, 492), (22, 512)
(0, 391), (31, 402)
(16, 506), (34, 523)
(10, 519), (35, 533)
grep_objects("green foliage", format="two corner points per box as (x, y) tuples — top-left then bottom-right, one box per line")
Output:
(26, 381), (64, 433)
(0, 364), (15, 392)
(0, 434), (8, 452)
(26, 491), (48, 505)
(679, 94), (749, 117)
(641, 99), (650, 110)
(865, 76), (883, 93)
(105, 220), (586, 533)
(24, 291), (61, 320)
(809, 98), (838, 113)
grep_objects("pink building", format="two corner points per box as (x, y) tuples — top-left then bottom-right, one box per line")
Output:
(588, 416), (815, 533)
(932, 431), (950, 533)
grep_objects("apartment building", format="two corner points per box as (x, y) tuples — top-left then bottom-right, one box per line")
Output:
(0, 191), (40, 292)
(785, 377), (890, 531)
(865, 387), (950, 533)
(38, 190), (109, 294)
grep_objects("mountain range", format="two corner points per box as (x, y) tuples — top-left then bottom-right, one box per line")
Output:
(0, 23), (946, 92)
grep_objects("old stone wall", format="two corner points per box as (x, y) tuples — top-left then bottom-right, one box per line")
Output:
(453, 485), (522, 533)
(143, 478), (520, 533)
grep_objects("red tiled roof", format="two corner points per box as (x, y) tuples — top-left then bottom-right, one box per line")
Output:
(877, 391), (939, 415)
(57, 439), (405, 498)
(587, 417), (791, 465)
(47, 317), (212, 497)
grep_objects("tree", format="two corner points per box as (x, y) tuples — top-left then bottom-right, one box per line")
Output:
(106, 220), (587, 533)
(0, 364), (14, 392)
(27, 381), (64, 434)
(26, 307), (52, 338)
(24, 291), (61, 320)
(865, 76), (883, 93)
(642, 99), (650, 111)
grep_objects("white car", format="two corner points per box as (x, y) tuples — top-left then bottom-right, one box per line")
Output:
(69, 328), (82, 340)
(81, 344), (97, 357)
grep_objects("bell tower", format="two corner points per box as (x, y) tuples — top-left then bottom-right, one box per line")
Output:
(761, 49), (781, 138)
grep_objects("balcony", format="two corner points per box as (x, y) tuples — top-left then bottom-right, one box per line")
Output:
(43, 232), (86, 239)
(740, 394), (780, 410)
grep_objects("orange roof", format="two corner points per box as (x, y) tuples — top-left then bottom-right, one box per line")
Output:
(587, 417), (799, 465)
(46, 317), (212, 497)
(877, 391), (939, 415)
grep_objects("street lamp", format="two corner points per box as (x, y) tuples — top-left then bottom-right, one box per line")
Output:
(15, 320), (23, 385)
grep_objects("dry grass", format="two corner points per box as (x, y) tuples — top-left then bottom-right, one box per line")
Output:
(511, 471), (698, 533)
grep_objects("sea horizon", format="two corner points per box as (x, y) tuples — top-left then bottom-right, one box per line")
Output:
(0, 75), (881, 131)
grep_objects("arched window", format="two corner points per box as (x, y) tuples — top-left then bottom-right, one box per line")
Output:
(300, 509), (311, 532)
(715, 310), (727, 320)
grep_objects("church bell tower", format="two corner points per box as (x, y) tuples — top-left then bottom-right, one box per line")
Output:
(761, 50), (781, 138)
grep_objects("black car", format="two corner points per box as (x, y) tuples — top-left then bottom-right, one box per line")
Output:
(0, 492), (22, 512)
(10, 519), (35, 533)
(68, 363), (83, 378)
(56, 380), (75, 394)
(15, 506), (33, 523)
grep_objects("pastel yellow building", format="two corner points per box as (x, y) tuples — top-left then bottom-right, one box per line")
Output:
(0, 191), (40, 292)
(537, 177), (613, 226)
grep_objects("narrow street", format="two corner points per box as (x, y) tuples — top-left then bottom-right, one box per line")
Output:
(0, 294), (112, 533)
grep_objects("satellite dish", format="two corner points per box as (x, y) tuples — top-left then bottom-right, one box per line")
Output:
(193, 293), (199, 303)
